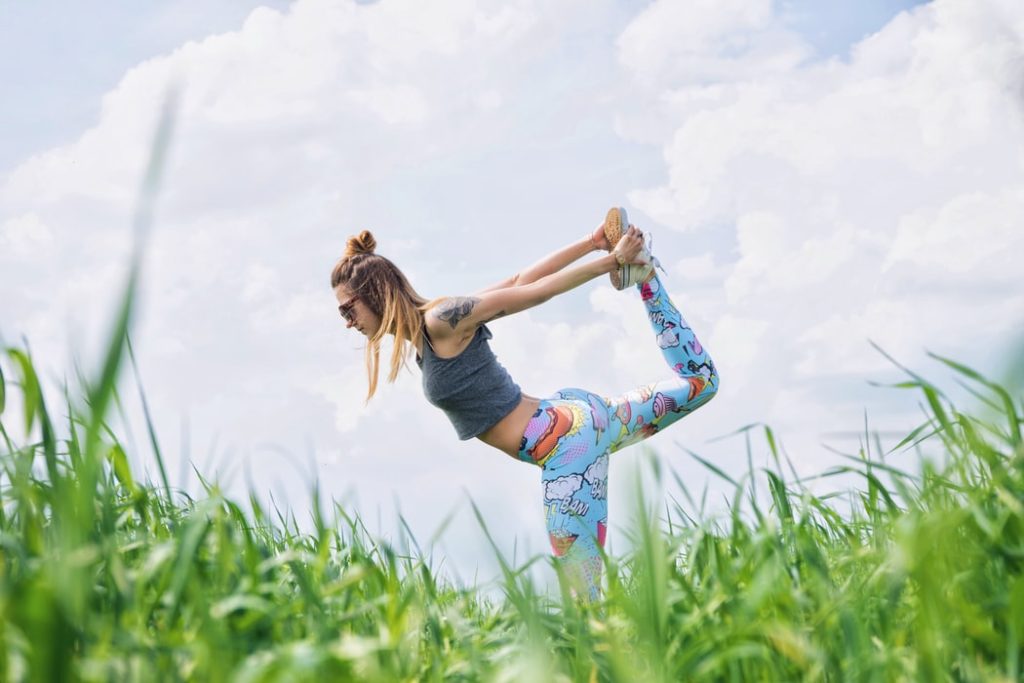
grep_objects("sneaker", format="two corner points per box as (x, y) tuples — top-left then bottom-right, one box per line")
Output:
(603, 206), (633, 289)
(611, 230), (664, 290)
(602, 206), (627, 251)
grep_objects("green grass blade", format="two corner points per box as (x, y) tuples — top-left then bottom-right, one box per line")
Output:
(0, 354), (6, 416)
(687, 449), (739, 487)
(126, 334), (172, 502)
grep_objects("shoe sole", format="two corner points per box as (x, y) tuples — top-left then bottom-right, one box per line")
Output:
(603, 206), (627, 249)
(604, 206), (628, 289)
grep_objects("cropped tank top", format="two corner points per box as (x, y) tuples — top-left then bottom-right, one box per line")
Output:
(415, 323), (522, 440)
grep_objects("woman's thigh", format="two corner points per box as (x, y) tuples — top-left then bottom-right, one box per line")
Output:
(605, 375), (716, 453)
(517, 390), (614, 558)
(517, 388), (616, 468)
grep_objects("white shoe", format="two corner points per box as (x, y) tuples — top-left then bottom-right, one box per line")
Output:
(611, 231), (663, 290)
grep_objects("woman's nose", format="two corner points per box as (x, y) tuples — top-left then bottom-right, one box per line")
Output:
(346, 317), (356, 329)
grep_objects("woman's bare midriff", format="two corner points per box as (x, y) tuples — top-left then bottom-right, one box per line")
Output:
(477, 393), (541, 459)
(419, 324), (539, 461)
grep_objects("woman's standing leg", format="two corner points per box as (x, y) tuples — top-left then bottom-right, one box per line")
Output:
(518, 391), (615, 601)
(607, 272), (719, 452)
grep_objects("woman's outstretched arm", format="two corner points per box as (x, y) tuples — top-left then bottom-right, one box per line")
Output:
(475, 228), (609, 294)
(435, 227), (646, 337)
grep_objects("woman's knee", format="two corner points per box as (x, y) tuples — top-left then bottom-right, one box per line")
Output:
(693, 379), (718, 410)
(685, 369), (719, 410)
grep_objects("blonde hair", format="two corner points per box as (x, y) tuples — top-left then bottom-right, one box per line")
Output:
(330, 230), (443, 402)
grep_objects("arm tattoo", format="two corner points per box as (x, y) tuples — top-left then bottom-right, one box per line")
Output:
(436, 297), (481, 329)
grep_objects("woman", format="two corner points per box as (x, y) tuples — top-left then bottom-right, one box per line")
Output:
(330, 208), (719, 601)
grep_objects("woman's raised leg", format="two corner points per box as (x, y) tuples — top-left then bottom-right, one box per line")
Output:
(607, 272), (719, 453)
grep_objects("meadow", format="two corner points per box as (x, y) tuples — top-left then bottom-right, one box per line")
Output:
(2, 259), (1022, 682)
(3, 105), (1022, 681)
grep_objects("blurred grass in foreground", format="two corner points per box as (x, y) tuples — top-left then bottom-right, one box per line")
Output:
(2, 290), (1023, 683)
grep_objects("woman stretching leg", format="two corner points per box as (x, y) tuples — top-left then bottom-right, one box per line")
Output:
(330, 208), (718, 602)
(519, 272), (718, 600)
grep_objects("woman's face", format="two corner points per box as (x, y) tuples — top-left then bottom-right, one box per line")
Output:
(334, 284), (382, 338)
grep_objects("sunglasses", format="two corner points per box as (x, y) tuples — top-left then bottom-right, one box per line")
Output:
(338, 294), (359, 323)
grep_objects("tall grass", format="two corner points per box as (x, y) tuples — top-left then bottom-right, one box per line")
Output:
(3, 96), (1023, 681)
(2, 304), (1023, 681)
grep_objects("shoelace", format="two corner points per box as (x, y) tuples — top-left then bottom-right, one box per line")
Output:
(644, 232), (666, 275)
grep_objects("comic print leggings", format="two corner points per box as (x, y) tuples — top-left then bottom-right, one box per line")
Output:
(516, 273), (719, 601)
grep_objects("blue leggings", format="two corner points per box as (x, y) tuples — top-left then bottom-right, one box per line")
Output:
(516, 273), (718, 601)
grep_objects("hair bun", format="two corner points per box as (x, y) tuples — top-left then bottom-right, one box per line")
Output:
(344, 230), (377, 258)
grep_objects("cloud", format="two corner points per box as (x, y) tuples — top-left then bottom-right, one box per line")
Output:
(672, 252), (721, 282)
(884, 189), (1024, 277)
(3, 0), (1022, 596)
(617, 0), (810, 88)
(617, 0), (1024, 448)
(583, 453), (607, 484)
(0, 212), (53, 256)
(583, 454), (608, 500)
(655, 325), (680, 349)
(0, 0), (593, 414)
(544, 474), (583, 502)
(0, 0), (630, 597)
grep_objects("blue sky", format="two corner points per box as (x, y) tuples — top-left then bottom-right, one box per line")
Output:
(2, 0), (1020, 598)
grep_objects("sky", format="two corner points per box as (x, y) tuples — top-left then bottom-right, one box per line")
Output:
(3, 0), (1022, 598)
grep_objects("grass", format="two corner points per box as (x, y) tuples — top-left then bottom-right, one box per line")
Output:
(2, 285), (1023, 682)
(3, 97), (1023, 682)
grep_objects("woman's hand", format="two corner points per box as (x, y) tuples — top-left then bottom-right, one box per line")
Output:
(611, 225), (647, 265)
(590, 224), (612, 251)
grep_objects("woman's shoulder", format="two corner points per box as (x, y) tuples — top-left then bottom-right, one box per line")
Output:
(424, 308), (483, 357)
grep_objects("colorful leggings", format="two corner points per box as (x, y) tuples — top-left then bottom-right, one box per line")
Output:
(516, 273), (719, 601)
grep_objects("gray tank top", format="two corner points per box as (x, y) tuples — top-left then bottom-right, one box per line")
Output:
(415, 323), (522, 440)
